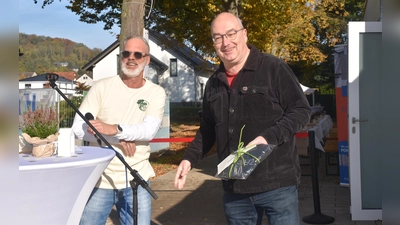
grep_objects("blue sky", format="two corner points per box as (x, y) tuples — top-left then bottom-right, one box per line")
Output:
(19, 0), (120, 50)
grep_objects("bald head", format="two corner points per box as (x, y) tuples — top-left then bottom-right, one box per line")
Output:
(210, 12), (249, 71)
(211, 12), (244, 35)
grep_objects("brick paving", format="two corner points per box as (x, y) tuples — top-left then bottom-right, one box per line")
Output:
(106, 153), (383, 225)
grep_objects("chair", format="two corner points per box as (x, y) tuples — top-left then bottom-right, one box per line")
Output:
(323, 132), (339, 176)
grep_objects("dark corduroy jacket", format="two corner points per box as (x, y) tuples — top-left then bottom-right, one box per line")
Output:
(183, 44), (312, 193)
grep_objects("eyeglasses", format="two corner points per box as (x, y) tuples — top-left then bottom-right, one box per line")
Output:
(212, 28), (245, 44)
(121, 50), (149, 59)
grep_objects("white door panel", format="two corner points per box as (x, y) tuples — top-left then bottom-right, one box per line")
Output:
(348, 21), (382, 221)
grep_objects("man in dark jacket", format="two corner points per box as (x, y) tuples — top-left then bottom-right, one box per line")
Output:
(174, 12), (311, 225)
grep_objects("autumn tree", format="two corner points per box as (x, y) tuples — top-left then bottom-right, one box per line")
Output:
(33, 0), (365, 89)
(34, 0), (147, 56)
(33, 0), (359, 62)
(297, 0), (365, 89)
(148, 0), (326, 64)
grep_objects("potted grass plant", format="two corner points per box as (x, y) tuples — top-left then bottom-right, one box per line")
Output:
(20, 106), (59, 157)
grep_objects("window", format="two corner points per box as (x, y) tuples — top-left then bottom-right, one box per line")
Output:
(200, 83), (204, 99)
(170, 58), (177, 77)
(25, 84), (31, 89)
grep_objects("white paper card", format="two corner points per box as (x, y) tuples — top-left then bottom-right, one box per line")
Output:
(57, 128), (76, 157)
(217, 144), (256, 174)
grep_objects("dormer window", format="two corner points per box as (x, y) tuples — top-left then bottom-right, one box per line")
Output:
(170, 58), (177, 77)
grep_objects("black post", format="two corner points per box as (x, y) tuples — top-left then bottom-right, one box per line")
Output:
(302, 130), (335, 224)
(130, 180), (139, 225)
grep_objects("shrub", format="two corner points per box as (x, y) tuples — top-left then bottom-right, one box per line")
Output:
(20, 106), (59, 139)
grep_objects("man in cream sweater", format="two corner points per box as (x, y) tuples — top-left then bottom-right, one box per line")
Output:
(72, 36), (166, 225)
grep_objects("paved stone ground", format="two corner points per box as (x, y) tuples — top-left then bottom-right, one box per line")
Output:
(106, 153), (383, 225)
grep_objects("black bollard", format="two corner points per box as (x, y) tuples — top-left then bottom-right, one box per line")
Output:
(302, 130), (335, 224)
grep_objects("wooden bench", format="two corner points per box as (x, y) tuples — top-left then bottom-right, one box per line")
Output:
(325, 127), (337, 140)
(324, 136), (339, 175)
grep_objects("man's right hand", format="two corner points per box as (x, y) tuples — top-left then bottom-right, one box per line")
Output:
(174, 160), (191, 190)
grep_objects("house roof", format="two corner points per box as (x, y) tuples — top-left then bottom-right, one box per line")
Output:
(19, 72), (36, 79)
(19, 73), (73, 83)
(53, 71), (76, 81)
(81, 40), (169, 73)
(149, 55), (169, 73)
(81, 30), (216, 72)
(148, 30), (217, 72)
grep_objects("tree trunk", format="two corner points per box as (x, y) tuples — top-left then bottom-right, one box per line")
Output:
(120, 0), (146, 47)
(222, 0), (242, 16)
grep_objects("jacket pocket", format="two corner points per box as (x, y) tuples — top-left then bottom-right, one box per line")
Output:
(207, 93), (224, 124)
(240, 86), (281, 119)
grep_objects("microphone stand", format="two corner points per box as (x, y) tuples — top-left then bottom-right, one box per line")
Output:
(46, 73), (158, 225)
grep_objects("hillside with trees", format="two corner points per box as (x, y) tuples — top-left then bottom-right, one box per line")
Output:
(19, 33), (102, 75)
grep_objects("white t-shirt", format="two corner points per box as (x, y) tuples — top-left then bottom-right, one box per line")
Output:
(72, 75), (166, 189)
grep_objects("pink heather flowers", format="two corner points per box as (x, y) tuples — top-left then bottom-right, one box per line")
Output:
(21, 106), (59, 139)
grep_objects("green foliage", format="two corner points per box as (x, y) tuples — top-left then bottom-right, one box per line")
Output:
(19, 33), (102, 74)
(318, 84), (336, 95)
(59, 96), (85, 128)
(33, 0), (365, 93)
(147, 0), (365, 89)
(20, 106), (59, 139)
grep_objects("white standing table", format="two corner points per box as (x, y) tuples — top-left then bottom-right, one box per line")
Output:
(19, 146), (115, 225)
(296, 115), (333, 155)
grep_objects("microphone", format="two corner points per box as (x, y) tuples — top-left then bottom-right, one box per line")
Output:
(84, 112), (102, 147)
(85, 112), (94, 120)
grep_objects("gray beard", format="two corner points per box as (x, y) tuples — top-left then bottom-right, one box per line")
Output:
(121, 63), (145, 78)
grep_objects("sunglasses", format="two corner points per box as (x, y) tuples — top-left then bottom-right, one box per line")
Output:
(121, 50), (149, 59)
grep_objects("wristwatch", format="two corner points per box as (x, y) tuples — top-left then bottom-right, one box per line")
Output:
(116, 124), (123, 134)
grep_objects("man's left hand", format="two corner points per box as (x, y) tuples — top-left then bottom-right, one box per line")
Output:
(246, 136), (268, 148)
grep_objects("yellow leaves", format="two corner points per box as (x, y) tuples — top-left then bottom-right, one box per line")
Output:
(207, 3), (218, 12)
(149, 0), (360, 65)
(242, 0), (328, 62)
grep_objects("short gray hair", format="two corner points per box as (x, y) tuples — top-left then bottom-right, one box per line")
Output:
(123, 35), (150, 53)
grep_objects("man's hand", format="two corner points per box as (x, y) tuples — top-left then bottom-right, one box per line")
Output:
(246, 136), (268, 148)
(174, 160), (191, 190)
(87, 120), (118, 136)
(119, 140), (136, 157)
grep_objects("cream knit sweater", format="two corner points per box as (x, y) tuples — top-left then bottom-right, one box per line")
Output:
(72, 75), (166, 189)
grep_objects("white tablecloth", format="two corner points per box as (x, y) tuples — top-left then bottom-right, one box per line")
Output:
(19, 146), (115, 225)
(296, 115), (333, 156)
